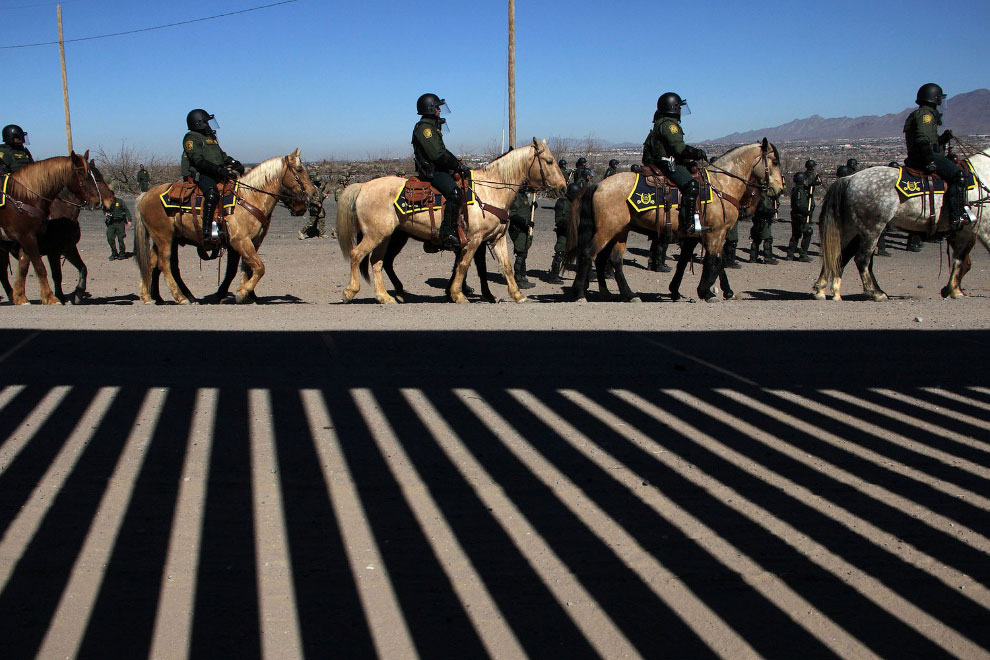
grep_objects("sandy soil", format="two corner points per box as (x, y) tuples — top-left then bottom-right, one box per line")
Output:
(0, 197), (987, 658)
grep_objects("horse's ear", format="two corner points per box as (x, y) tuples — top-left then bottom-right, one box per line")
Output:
(292, 147), (300, 158)
(532, 137), (539, 147)
(761, 138), (768, 152)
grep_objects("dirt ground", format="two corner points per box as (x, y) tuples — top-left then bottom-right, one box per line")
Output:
(0, 196), (988, 658)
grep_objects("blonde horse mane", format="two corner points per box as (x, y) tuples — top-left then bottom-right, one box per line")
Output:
(241, 155), (287, 189)
(9, 156), (74, 200)
(478, 144), (535, 184)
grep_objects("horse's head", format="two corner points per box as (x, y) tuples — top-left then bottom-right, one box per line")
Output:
(88, 159), (116, 210)
(67, 151), (113, 211)
(529, 137), (568, 193)
(279, 148), (318, 216)
(751, 138), (784, 197)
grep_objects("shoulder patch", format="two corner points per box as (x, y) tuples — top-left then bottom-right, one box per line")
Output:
(669, 124), (679, 134)
(423, 127), (433, 139)
(921, 113), (933, 124)
(184, 140), (195, 151)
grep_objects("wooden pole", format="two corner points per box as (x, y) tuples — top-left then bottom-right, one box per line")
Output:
(507, 0), (516, 150)
(57, 4), (73, 154)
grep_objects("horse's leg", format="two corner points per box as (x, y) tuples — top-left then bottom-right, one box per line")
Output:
(0, 247), (12, 301)
(669, 238), (697, 302)
(13, 236), (59, 305)
(229, 237), (265, 304)
(718, 262), (734, 300)
(343, 233), (384, 303)
(942, 234), (976, 299)
(212, 250), (241, 303)
(369, 241), (397, 304)
(47, 254), (66, 302)
(488, 233), (525, 303)
(156, 239), (191, 304)
(447, 239), (480, 304)
(829, 233), (860, 301)
(472, 245), (496, 303)
(60, 246), (88, 305)
(853, 231), (886, 301)
(594, 242), (615, 300)
(609, 239), (639, 302)
(696, 251), (722, 302)
(384, 231), (408, 301)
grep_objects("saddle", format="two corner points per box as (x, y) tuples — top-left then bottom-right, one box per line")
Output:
(394, 172), (508, 251)
(160, 178), (237, 250)
(628, 165), (713, 237)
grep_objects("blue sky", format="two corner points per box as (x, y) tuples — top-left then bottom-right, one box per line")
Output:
(4, 0), (989, 162)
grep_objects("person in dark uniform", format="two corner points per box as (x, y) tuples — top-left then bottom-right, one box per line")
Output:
(412, 93), (467, 251)
(546, 182), (581, 283)
(603, 159), (619, 179)
(835, 165), (854, 178)
(846, 158), (859, 172)
(558, 159), (571, 183)
(0, 124), (34, 174)
(904, 82), (974, 230)
(508, 184), (538, 289)
(181, 109), (244, 242)
(572, 157), (593, 187)
(749, 189), (779, 264)
(104, 197), (132, 260)
(788, 172), (813, 261)
(642, 92), (707, 234)
(136, 164), (151, 192)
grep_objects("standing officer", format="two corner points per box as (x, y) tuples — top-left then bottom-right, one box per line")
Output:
(846, 158), (859, 172)
(508, 183), (538, 289)
(642, 92), (707, 234)
(136, 164), (151, 192)
(905, 82), (975, 230)
(104, 197), (132, 260)
(603, 159), (619, 179)
(788, 172), (813, 261)
(749, 189), (780, 264)
(298, 176), (330, 239)
(0, 125), (34, 174)
(412, 93), (465, 251)
(181, 109), (244, 242)
(572, 157), (593, 187)
(546, 182), (581, 283)
(558, 159), (571, 183)
(803, 159), (821, 223)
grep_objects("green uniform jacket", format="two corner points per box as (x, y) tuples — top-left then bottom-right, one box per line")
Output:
(560, 167), (571, 183)
(903, 106), (944, 166)
(411, 115), (458, 175)
(508, 190), (534, 232)
(573, 166), (592, 187)
(603, 166), (617, 179)
(136, 168), (151, 190)
(642, 117), (687, 166)
(755, 193), (778, 220)
(790, 186), (810, 219)
(0, 145), (34, 174)
(181, 130), (229, 178)
(106, 198), (131, 224)
(553, 197), (571, 236)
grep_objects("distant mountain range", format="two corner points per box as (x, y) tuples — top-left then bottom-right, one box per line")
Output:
(713, 89), (990, 142)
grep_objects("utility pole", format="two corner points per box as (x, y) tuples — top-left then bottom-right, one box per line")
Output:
(507, 0), (516, 150)
(57, 4), (73, 154)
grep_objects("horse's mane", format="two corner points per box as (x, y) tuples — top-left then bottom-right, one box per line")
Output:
(241, 155), (286, 188)
(9, 156), (74, 200)
(478, 145), (533, 184)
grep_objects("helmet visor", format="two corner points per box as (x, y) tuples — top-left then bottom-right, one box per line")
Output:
(437, 100), (450, 114)
(680, 101), (691, 116)
(21, 132), (29, 146)
(438, 116), (449, 133)
(208, 117), (220, 131)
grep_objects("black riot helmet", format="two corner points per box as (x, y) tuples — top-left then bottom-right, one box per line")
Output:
(793, 172), (806, 184)
(558, 159), (567, 168)
(846, 158), (858, 169)
(565, 183), (581, 200)
(888, 161), (901, 168)
(416, 93), (449, 116)
(186, 109), (218, 134)
(657, 92), (690, 119)
(576, 157), (587, 167)
(608, 159), (619, 168)
(835, 165), (853, 178)
(2, 124), (27, 146)
(916, 83), (946, 108)
(805, 159), (817, 170)
(630, 164), (641, 173)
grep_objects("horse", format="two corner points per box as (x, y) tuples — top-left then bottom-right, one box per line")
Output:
(0, 161), (114, 305)
(0, 152), (111, 304)
(336, 138), (567, 304)
(813, 150), (990, 301)
(135, 149), (317, 304)
(565, 140), (784, 302)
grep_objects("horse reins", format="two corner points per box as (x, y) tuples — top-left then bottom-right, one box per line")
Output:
(2, 161), (98, 218)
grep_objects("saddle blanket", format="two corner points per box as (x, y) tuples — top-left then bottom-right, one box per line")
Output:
(393, 172), (476, 216)
(160, 181), (238, 216)
(626, 169), (714, 214)
(0, 174), (9, 209)
(895, 160), (978, 201)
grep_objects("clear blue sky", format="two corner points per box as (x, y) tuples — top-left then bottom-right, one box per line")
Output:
(4, 0), (989, 162)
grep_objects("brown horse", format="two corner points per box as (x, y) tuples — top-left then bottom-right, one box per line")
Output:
(336, 139), (567, 304)
(135, 150), (317, 304)
(0, 161), (114, 305)
(0, 152), (111, 304)
(566, 140), (784, 302)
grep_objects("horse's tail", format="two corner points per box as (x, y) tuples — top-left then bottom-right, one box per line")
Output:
(564, 186), (595, 265)
(336, 183), (363, 260)
(134, 193), (152, 278)
(819, 178), (848, 280)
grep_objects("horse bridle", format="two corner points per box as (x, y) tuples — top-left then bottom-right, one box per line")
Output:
(3, 158), (99, 216)
(231, 156), (312, 208)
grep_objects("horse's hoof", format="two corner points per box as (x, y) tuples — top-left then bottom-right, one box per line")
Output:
(831, 296), (843, 302)
(393, 294), (405, 304)
(813, 291), (826, 300)
(723, 292), (735, 300)
(872, 294), (888, 302)
(628, 296), (642, 303)
(517, 296), (529, 303)
(705, 296), (720, 304)
(452, 295), (469, 304)
(178, 298), (191, 305)
(940, 286), (951, 298)
(378, 296), (397, 304)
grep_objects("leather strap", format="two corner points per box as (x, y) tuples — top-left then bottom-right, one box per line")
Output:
(236, 197), (269, 228)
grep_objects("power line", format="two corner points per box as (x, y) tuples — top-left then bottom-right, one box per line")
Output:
(0, 0), (298, 49)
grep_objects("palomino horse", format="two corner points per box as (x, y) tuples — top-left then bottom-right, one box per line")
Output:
(0, 161), (114, 305)
(814, 150), (990, 300)
(0, 152), (112, 304)
(567, 140), (783, 302)
(336, 138), (567, 303)
(135, 149), (316, 304)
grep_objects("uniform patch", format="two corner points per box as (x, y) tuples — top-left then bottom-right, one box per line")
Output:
(669, 125), (679, 134)
(921, 113), (933, 124)
(185, 140), (194, 151)
(423, 127), (433, 139)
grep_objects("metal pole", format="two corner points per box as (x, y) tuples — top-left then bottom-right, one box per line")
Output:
(58, 4), (73, 154)
(507, 0), (516, 150)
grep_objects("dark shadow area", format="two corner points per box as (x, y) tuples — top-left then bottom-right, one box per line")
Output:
(82, 293), (141, 305)
(746, 288), (818, 301)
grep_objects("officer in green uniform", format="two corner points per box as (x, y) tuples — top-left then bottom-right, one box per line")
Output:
(803, 159), (821, 223)
(412, 93), (465, 251)
(136, 164), (151, 192)
(181, 109), (244, 242)
(846, 158), (859, 172)
(298, 177), (330, 239)
(642, 92), (707, 234)
(724, 213), (741, 269)
(788, 172), (813, 261)
(558, 159), (571, 183)
(904, 82), (974, 230)
(104, 197), (132, 260)
(603, 159), (619, 179)
(508, 184), (538, 289)
(749, 189), (779, 264)
(0, 125), (34, 174)
(572, 157), (593, 187)
(545, 182), (581, 283)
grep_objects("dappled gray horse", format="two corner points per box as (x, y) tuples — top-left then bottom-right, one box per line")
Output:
(813, 150), (989, 300)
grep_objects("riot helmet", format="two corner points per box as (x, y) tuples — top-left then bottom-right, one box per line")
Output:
(576, 157), (588, 167)
(835, 165), (853, 178)
(565, 183), (581, 200)
(630, 164), (641, 173)
(558, 159), (567, 168)
(2, 124), (28, 146)
(805, 160), (817, 170)
(186, 109), (219, 134)
(608, 159), (619, 168)
(657, 92), (690, 119)
(888, 161), (901, 168)
(416, 93), (449, 116)
(846, 158), (858, 169)
(793, 172), (806, 184)
(916, 83), (946, 108)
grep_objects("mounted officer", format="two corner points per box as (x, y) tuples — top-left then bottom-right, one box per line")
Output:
(573, 157), (593, 187)
(0, 124), (34, 174)
(412, 93), (465, 251)
(904, 82), (975, 230)
(603, 159), (619, 179)
(642, 92), (707, 234)
(181, 109), (244, 242)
